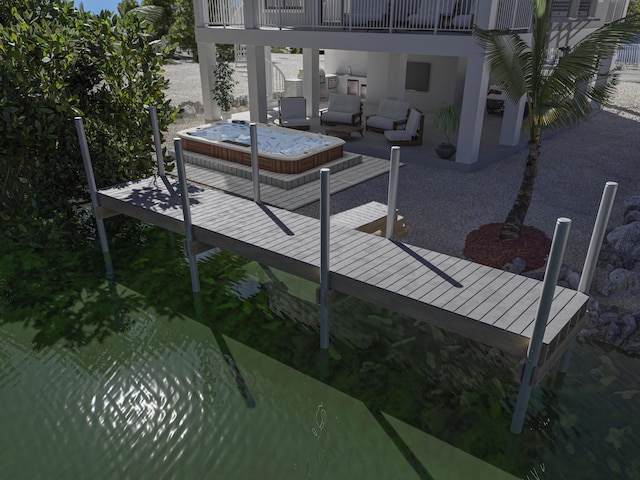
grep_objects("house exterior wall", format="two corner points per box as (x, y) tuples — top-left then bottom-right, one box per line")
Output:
(194, 0), (630, 165)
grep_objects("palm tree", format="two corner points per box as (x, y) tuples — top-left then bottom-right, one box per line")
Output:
(474, 0), (640, 240)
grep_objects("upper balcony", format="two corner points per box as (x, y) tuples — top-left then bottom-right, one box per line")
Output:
(200, 0), (628, 35)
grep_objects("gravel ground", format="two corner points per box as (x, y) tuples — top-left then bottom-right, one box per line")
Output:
(161, 56), (640, 271)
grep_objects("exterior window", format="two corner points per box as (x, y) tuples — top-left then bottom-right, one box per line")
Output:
(265, 0), (303, 9)
(552, 0), (597, 18)
(578, 0), (591, 16)
(551, 0), (570, 16)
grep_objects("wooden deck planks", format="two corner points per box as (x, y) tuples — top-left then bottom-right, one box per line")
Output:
(97, 176), (588, 365)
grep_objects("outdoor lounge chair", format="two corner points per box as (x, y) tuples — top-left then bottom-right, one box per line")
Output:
(365, 98), (410, 132)
(320, 93), (362, 126)
(278, 96), (310, 131)
(406, 0), (457, 28)
(344, 0), (389, 27)
(384, 108), (424, 146)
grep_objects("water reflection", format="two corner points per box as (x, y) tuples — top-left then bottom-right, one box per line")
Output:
(2, 229), (640, 479)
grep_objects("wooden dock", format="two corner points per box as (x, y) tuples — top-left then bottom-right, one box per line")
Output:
(97, 175), (588, 385)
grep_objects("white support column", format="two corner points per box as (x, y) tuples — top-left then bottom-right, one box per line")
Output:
(303, 48), (320, 118)
(193, 0), (206, 26)
(243, 0), (257, 27)
(474, 0), (499, 29)
(247, 45), (268, 124)
(455, 56), (490, 165)
(198, 42), (218, 123)
(592, 55), (616, 111)
(499, 95), (526, 146)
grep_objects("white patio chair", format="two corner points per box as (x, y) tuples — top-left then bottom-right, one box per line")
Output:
(320, 93), (362, 126)
(346, 0), (389, 27)
(365, 98), (410, 132)
(406, 0), (457, 28)
(278, 96), (310, 131)
(384, 108), (424, 146)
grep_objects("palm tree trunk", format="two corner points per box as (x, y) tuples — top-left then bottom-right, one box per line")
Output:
(500, 141), (540, 240)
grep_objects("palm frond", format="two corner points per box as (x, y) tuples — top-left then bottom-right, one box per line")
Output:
(127, 5), (164, 24)
(473, 28), (531, 104)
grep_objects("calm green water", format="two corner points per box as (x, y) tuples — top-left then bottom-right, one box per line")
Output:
(1, 227), (639, 479)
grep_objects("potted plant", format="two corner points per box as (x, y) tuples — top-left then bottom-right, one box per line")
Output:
(211, 44), (237, 121)
(433, 104), (460, 160)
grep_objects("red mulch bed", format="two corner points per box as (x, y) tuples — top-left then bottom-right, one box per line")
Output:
(463, 223), (552, 272)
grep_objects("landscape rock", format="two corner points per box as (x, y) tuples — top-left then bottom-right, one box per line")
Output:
(622, 196), (640, 217)
(578, 195), (640, 355)
(599, 268), (640, 298)
(565, 268), (581, 290)
(503, 257), (526, 274)
(624, 209), (640, 225)
(606, 222), (640, 254)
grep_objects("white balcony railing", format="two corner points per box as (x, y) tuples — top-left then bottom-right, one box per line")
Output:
(201, 0), (492, 33)
(204, 0), (632, 33)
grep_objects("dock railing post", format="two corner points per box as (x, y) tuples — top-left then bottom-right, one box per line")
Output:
(149, 106), (166, 177)
(74, 117), (114, 282)
(250, 123), (261, 203)
(319, 168), (331, 349)
(174, 138), (201, 293)
(511, 217), (571, 434)
(558, 181), (618, 373)
(386, 146), (400, 240)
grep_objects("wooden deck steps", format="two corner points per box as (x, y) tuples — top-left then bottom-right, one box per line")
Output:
(331, 201), (408, 237)
(97, 176), (588, 385)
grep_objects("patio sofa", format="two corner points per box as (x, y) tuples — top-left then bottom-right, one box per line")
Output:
(320, 93), (363, 126)
(365, 98), (410, 132)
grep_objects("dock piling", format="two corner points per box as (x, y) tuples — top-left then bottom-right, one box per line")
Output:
(250, 123), (261, 203)
(174, 138), (201, 293)
(558, 181), (618, 373)
(74, 117), (114, 282)
(386, 146), (400, 240)
(511, 217), (571, 434)
(319, 168), (331, 349)
(149, 106), (166, 176)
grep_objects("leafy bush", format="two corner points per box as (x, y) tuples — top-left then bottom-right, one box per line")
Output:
(0, 0), (175, 245)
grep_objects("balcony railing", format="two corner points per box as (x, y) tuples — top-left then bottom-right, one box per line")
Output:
(203, 0), (534, 33)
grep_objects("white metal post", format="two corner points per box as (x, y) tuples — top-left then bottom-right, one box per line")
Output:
(174, 138), (201, 293)
(149, 106), (166, 176)
(511, 218), (572, 434)
(319, 168), (331, 349)
(386, 146), (401, 240)
(74, 117), (114, 282)
(558, 181), (618, 373)
(250, 123), (261, 203)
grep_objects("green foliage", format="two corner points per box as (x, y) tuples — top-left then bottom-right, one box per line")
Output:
(473, 0), (640, 238)
(628, 0), (640, 17)
(212, 45), (238, 112)
(0, 0), (175, 245)
(117, 0), (139, 16)
(475, 0), (640, 141)
(168, 0), (198, 60)
(141, 0), (174, 38)
(432, 105), (460, 145)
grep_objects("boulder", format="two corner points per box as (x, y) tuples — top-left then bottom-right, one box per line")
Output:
(599, 268), (640, 297)
(622, 196), (640, 217)
(624, 209), (640, 225)
(606, 221), (640, 254)
(503, 257), (527, 274)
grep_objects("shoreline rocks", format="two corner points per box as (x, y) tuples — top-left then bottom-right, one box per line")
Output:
(541, 196), (640, 355)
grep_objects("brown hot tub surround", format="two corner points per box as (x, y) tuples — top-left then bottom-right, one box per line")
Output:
(178, 122), (345, 175)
